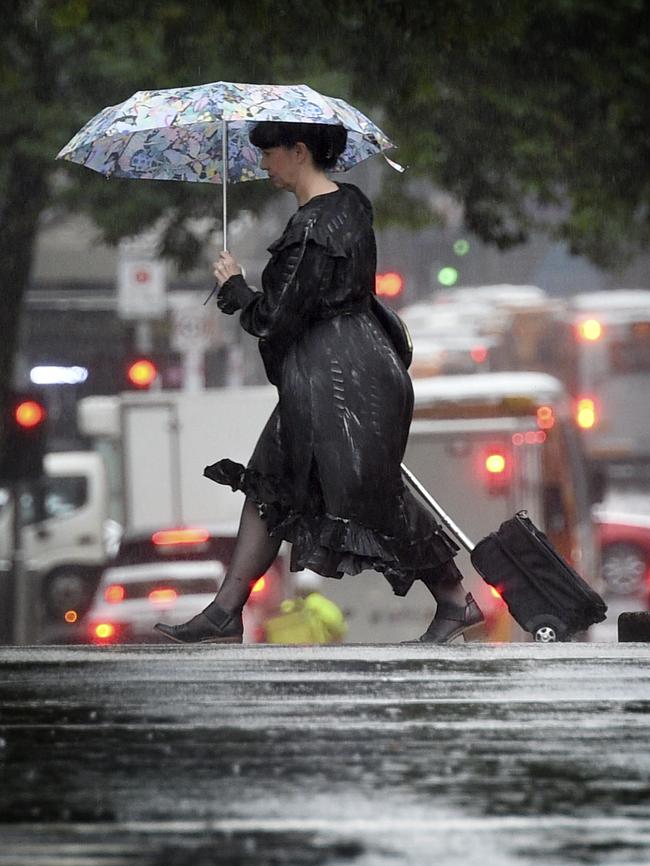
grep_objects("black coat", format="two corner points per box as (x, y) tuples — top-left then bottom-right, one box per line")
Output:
(204, 183), (457, 595)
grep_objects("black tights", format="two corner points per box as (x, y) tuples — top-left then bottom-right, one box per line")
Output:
(210, 499), (466, 616)
(210, 498), (282, 615)
(420, 559), (467, 605)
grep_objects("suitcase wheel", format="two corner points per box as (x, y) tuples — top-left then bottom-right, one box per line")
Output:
(525, 615), (569, 643)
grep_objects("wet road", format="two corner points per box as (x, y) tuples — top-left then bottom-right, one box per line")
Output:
(1, 643), (650, 866)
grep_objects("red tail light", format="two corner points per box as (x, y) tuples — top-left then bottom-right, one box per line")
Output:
(152, 528), (210, 546)
(536, 405), (555, 430)
(576, 396), (597, 429)
(91, 622), (117, 643)
(485, 452), (507, 474)
(104, 584), (125, 604)
(148, 588), (178, 604)
(512, 431), (547, 446)
(481, 446), (511, 495)
(470, 346), (488, 364)
(577, 319), (602, 341)
(250, 575), (267, 596)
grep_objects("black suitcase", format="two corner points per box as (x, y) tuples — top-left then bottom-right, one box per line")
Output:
(471, 510), (607, 641)
(402, 465), (607, 642)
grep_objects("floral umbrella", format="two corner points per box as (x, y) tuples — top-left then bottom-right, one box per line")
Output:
(57, 80), (401, 248)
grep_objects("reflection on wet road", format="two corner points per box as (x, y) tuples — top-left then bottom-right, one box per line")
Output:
(1, 643), (650, 865)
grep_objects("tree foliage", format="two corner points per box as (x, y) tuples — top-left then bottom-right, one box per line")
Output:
(1, 0), (649, 387)
(334, 0), (650, 264)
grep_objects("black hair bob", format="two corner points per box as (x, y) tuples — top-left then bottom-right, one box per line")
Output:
(249, 121), (347, 170)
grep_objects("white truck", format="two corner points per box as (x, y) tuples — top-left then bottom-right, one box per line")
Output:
(78, 373), (601, 643)
(78, 386), (278, 533)
(0, 451), (113, 643)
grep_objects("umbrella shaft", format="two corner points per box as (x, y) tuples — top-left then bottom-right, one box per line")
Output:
(222, 119), (228, 251)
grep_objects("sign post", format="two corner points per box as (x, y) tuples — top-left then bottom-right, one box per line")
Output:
(169, 293), (222, 392)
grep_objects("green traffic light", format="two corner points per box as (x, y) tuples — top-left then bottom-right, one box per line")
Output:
(437, 267), (458, 287)
(453, 239), (470, 256)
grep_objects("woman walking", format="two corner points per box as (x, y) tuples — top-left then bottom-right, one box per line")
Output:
(155, 121), (484, 645)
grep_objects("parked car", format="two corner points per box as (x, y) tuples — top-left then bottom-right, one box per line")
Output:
(594, 500), (650, 597)
(82, 524), (291, 644)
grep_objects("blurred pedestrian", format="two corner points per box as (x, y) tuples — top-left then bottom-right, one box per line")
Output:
(155, 121), (483, 645)
(263, 570), (347, 644)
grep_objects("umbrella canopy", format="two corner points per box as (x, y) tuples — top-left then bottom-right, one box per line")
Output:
(56, 80), (399, 184)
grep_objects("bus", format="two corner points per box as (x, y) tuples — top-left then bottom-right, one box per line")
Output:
(488, 289), (650, 470)
(566, 291), (650, 467)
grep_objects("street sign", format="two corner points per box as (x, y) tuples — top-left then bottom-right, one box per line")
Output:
(117, 240), (167, 320)
(169, 293), (222, 352)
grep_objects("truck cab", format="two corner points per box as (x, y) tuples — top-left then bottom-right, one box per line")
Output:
(0, 451), (113, 642)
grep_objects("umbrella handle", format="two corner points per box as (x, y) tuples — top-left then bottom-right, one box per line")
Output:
(203, 283), (219, 306)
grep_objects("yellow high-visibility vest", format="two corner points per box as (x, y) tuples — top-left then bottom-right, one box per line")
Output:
(264, 592), (347, 644)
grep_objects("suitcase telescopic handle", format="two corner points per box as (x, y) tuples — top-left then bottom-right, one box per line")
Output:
(401, 463), (476, 553)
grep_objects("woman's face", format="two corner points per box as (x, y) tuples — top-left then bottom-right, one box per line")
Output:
(259, 145), (301, 191)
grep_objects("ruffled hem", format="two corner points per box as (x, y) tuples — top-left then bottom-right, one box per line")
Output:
(203, 458), (459, 596)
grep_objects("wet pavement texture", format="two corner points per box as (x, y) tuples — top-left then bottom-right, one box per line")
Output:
(1, 643), (650, 865)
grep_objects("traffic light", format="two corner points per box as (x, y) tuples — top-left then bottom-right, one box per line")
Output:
(437, 267), (459, 287)
(126, 357), (158, 389)
(0, 390), (48, 482)
(376, 272), (404, 298)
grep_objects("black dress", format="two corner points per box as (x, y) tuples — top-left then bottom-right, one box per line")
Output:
(204, 183), (458, 596)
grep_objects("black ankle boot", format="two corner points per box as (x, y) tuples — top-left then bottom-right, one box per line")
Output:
(407, 593), (485, 644)
(154, 602), (243, 644)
